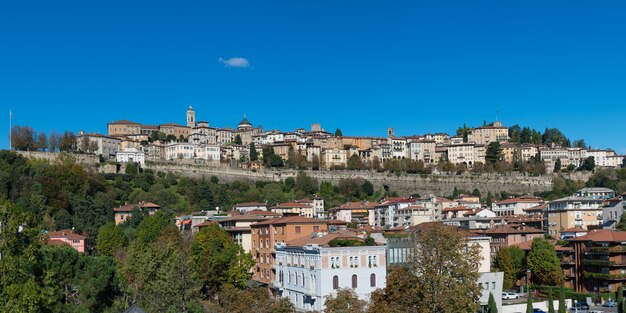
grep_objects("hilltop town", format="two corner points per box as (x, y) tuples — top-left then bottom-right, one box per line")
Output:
(11, 106), (621, 175)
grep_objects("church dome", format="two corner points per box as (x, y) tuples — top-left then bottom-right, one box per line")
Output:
(237, 114), (252, 129)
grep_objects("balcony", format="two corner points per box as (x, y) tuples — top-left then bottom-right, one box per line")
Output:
(583, 271), (626, 281)
(582, 259), (614, 267)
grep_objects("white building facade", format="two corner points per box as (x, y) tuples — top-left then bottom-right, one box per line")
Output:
(274, 242), (386, 312)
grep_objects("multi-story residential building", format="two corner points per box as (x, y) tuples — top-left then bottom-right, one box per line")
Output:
(520, 145), (539, 162)
(322, 148), (347, 169)
(145, 141), (166, 159)
(424, 132), (450, 144)
(329, 202), (376, 227)
(540, 147), (568, 171)
(271, 201), (316, 218)
(442, 206), (474, 219)
(492, 196), (545, 216)
(116, 148), (145, 165)
(468, 121), (509, 145)
(389, 136), (408, 159)
(545, 196), (604, 238)
(274, 233), (386, 312)
(447, 143), (478, 167)
(140, 124), (159, 136)
(217, 214), (275, 253)
(76, 132), (121, 157)
(601, 194), (626, 229)
(395, 205), (440, 227)
(165, 142), (195, 160)
(113, 201), (160, 225)
(107, 120), (141, 136)
(576, 187), (615, 199)
(216, 128), (233, 144)
(294, 197), (325, 219)
(373, 197), (416, 228)
(159, 123), (191, 139)
(407, 140), (436, 164)
(250, 216), (328, 285)
(479, 224), (545, 254)
(194, 145), (220, 161)
(234, 202), (269, 213)
(568, 230), (626, 293)
(46, 229), (87, 253)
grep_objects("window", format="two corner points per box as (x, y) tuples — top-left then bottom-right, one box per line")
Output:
(333, 275), (339, 289)
(370, 274), (376, 287)
(352, 274), (358, 289)
(295, 226), (302, 234)
(313, 225), (320, 232)
(302, 273), (305, 287)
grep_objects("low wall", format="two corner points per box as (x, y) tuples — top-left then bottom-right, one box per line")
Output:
(14, 151), (557, 196)
(503, 299), (572, 313)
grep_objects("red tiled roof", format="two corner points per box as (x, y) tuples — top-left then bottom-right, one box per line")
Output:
(496, 197), (544, 205)
(108, 119), (140, 125)
(272, 202), (313, 209)
(48, 239), (71, 247)
(331, 202), (375, 211)
(245, 210), (281, 216)
(286, 233), (366, 248)
(482, 225), (544, 235)
(568, 229), (626, 242)
(251, 216), (327, 227)
(561, 227), (589, 233)
(194, 221), (218, 228)
(328, 219), (348, 225)
(47, 229), (86, 240)
(234, 202), (268, 207)
(442, 206), (471, 212)
(113, 201), (160, 212)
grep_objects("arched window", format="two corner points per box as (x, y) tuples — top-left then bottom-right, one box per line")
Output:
(352, 274), (358, 289)
(333, 275), (339, 289)
(370, 273), (376, 287)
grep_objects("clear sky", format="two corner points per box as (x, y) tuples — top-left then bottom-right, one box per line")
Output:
(1, 1), (625, 153)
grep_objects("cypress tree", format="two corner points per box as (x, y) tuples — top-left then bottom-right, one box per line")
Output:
(526, 288), (533, 313)
(487, 292), (498, 313)
(558, 287), (566, 313)
(548, 290), (555, 313)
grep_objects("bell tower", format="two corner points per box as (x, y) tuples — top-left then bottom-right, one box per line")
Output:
(187, 105), (196, 128)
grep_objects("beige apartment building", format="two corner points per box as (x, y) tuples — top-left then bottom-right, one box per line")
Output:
(159, 123), (191, 139)
(107, 120), (141, 136)
(468, 121), (509, 145)
(545, 196), (604, 238)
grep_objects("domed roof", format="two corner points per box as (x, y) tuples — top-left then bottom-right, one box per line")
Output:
(238, 114), (252, 127)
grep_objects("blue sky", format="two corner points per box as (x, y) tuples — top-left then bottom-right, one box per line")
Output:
(1, 1), (625, 153)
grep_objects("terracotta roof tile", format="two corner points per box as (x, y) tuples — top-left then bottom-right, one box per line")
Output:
(568, 229), (626, 242)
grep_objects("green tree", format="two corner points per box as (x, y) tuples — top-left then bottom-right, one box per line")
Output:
(134, 211), (171, 244)
(526, 289), (533, 313)
(125, 162), (139, 175)
(579, 156), (595, 171)
(471, 188), (481, 198)
(527, 238), (563, 286)
(347, 154), (363, 170)
(361, 180), (374, 196)
(324, 289), (368, 313)
(249, 142), (258, 161)
(494, 247), (515, 290)
(210, 286), (295, 313)
(96, 223), (128, 256)
(121, 226), (198, 313)
(487, 292), (498, 313)
(558, 287), (566, 313)
(370, 224), (482, 312)
(0, 202), (56, 313)
(486, 142), (503, 165)
(616, 285), (624, 313)
(553, 158), (561, 173)
(234, 134), (242, 145)
(192, 224), (254, 296)
(486, 191), (494, 207)
(548, 290), (555, 313)
(335, 128), (343, 137)
(294, 170), (318, 195)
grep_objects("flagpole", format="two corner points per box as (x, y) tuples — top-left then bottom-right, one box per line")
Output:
(9, 110), (11, 150)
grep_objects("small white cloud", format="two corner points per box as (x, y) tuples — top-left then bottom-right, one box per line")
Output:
(218, 57), (250, 68)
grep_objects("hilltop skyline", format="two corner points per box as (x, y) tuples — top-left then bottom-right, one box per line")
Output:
(1, 1), (625, 153)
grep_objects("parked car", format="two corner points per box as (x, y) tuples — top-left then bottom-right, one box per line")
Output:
(603, 300), (617, 307)
(573, 301), (590, 310)
(502, 291), (520, 300)
(533, 309), (546, 313)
